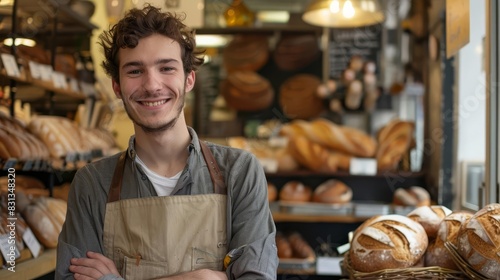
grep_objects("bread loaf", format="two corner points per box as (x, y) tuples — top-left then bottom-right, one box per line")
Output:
(279, 74), (324, 119)
(268, 182), (277, 202)
(457, 203), (500, 278)
(287, 135), (344, 172)
(288, 232), (315, 259)
(276, 233), (293, 259)
(273, 34), (319, 71)
(376, 120), (415, 171)
(281, 118), (377, 158)
(223, 35), (269, 72)
(279, 181), (312, 202)
(407, 205), (452, 239)
(221, 71), (274, 111)
(393, 186), (431, 207)
(350, 214), (428, 272)
(312, 179), (352, 204)
(425, 211), (473, 269)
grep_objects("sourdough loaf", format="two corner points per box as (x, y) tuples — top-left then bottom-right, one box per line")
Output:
(425, 211), (473, 269)
(279, 74), (324, 119)
(407, 205), (452, 239)
(223, 35), (269, 72)
(457, 203), (500, 278)
(350, 214), (428, 272)
(268, 182), (277, 202)
(393, 186), (431, 207)
(279, 181), (312, 202)
(221, 70), (274, 111)
(273, 34), (319, 71)
(312, 179), (352, 204)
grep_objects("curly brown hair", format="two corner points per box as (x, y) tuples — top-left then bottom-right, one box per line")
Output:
(99, 4), (205, 82)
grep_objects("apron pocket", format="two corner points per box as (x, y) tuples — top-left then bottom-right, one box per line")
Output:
(123, 256), (169, 280)
(191, 247), (225, 271)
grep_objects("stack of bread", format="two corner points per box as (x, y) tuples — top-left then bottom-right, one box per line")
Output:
(278, 179), (353, 205)
(0, 113), (51, 161)
(280, 118), (377, 172)
(28, 115), (116, 159)
(346, 204), (497, 278)
(276, 231), (315, 260)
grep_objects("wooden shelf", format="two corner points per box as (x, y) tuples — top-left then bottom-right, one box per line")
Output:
(266, 170), (426, 179)
(273, 212), (367, 223)
(0, 249), (56, 280)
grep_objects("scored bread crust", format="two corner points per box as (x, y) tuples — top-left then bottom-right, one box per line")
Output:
(350, 214), (428, 272)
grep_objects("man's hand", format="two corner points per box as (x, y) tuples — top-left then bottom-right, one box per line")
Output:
(70, 251), (121, 280)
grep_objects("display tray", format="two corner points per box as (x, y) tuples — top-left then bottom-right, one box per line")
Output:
(278, 256), (316, 270)
(279, 201), (353, 216)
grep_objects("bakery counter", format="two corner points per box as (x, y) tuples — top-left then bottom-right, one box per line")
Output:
(0, 249), (56, 280)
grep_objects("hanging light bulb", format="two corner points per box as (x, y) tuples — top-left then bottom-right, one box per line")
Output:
(330, 0), (340, 13)
(342, 0), (355, 18)
(303, 0), (385, 28)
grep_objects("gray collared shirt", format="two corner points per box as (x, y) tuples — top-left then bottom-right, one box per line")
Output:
(55, 127), (278, 279)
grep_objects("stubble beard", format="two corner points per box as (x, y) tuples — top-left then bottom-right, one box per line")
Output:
(123, 90), (185, 134)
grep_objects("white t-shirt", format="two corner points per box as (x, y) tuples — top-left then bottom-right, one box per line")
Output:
(135, 156), (181, 196)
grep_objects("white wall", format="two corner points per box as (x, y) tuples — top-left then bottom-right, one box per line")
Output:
(457, 0), (486, 162)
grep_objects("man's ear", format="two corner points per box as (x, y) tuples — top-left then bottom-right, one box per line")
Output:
(185, 71), (195, 92)
(112, 79), (122, 99)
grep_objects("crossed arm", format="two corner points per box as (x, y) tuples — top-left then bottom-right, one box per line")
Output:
(70, 251), (227, 280)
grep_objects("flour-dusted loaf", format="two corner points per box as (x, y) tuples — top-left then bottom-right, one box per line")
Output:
(312, 179), (352, 204)
(407, 205), (452, 239)
(393, 186), (431, 207)
(425, 211), (473, 269)
(279, 181), (312, 202)
(349, 214), (428, 272)
(457, 203), (500, 278)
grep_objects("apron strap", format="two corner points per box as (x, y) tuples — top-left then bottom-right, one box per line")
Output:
(108, 152), (126, 203)
(199, 140), (227, 195)
(108, 140), (227, 202)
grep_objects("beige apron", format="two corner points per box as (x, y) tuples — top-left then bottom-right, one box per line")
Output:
(103, 141), (228, 280)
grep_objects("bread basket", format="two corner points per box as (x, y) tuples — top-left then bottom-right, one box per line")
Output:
(342, 251), (465, 280)
(444, 242), (490, 280)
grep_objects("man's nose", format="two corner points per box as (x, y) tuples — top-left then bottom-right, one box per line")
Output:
(142, 72), (162, 93)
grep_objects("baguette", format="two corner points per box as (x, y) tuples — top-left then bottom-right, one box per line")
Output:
(376, 120), (415, 171)
(287, 135), (340, 172)
(281, 118), (376, 158)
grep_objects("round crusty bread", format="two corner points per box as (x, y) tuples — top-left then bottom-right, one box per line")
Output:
(312, 179), (352, 204)
(393, 186), (431, 207)
(457, 203), (500, 278)
(268, 182), (277, 202)
(279, 181), (312, 202)
(349, 214), (428, 272)
(425, 211), (473, 269)
(407, 205), (452, 239)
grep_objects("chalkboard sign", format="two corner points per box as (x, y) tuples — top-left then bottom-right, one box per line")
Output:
(328, 24), (383, 79)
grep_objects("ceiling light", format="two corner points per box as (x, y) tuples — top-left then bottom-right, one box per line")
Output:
(3, 38), (36, 47)
(196, 35), (232, 47)
(302, 0), (384, 28)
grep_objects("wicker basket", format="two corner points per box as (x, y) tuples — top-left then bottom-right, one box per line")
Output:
(342, 252), (466, 280)
(444, 242), (490, 280)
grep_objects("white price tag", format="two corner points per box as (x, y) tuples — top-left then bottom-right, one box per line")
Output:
(349, 158), (377, 175)
(258, 158), (278, 173)
(29, 61), (42, 79)
(69, 78), (80, 92)
(80, 82), (96, 96)
(0, 53), (21, 78)
(52, 71), (68, 89)
(39, 64), (54, 81)
(268, 136), (288, 148)
(22, 228), (41, 258)
(0, 234), (20, 263)
(316, 256), (343, 275)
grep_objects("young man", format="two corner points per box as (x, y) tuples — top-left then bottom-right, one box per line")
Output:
(55, 5), (278, 280)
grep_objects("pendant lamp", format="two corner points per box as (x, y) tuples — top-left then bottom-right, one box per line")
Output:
(302, 0), (385, 28)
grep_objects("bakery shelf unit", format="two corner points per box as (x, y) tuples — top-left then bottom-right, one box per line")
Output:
(268, 170), (426, 278)
(0, 249), (56, 280)
(0, 0), (99, 117)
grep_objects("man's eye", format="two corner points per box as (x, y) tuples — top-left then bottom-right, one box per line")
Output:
(160, 67), (174, 72)
(127, 69), (142, 75)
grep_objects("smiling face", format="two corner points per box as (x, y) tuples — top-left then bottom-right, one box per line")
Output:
(112, 34), (195, 133)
